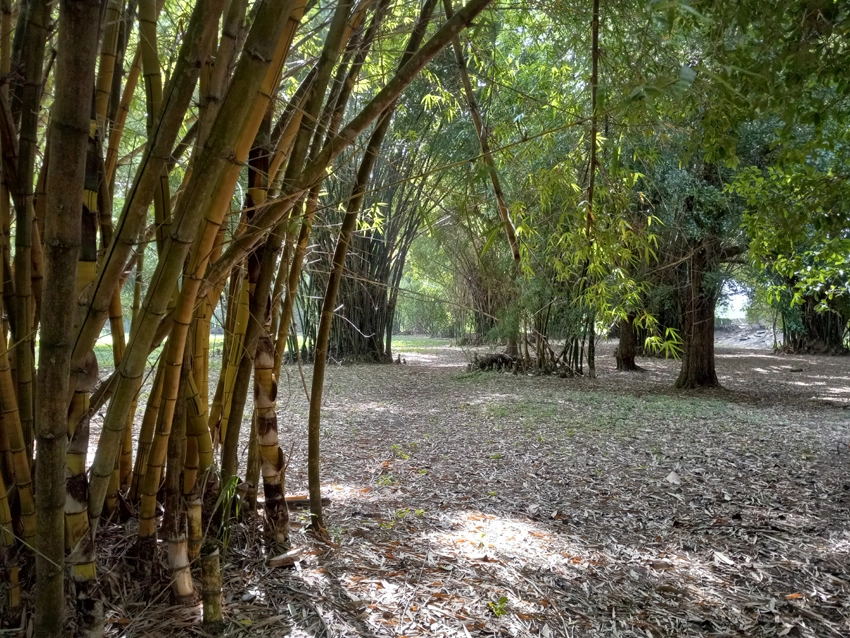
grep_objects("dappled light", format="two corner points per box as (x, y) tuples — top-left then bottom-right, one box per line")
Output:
(93, 340), (850, 636)
(4, 0), (848, 634)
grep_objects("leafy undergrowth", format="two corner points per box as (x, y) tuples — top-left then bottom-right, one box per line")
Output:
(103, 340), (849, 637)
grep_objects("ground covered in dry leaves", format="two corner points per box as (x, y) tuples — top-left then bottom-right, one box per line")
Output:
(103, 339), (850, 637)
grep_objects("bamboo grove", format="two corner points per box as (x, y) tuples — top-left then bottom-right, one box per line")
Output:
(0, 0), (844, 632)
(0, 0), (505, 632)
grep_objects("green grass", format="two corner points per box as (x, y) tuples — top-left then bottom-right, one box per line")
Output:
(392, 335), (453, 352)
(90, 334), (228, 371)
(477, 388), (785, 441)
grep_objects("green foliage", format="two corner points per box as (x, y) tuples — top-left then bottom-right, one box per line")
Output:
(376, 474), (396, 487)
(488, 596), (508, 617)
(396, 236), (456, 337)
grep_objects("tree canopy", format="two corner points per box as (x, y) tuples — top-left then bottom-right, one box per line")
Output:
(0, 0), (845, 633)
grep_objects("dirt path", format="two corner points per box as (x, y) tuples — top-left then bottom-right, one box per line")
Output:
(106, 340), (850, 637)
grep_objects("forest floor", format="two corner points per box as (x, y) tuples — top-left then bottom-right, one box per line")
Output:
(99, 337), (850, 638)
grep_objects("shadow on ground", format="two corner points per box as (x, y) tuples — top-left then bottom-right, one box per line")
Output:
(103, 340), (850, 637)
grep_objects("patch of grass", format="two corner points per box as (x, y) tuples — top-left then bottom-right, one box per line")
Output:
(376, 474), (396, 487)
(390, 444), (410, 460)
(487, 404), (511, 418)
(491, 390), (782, 439)
(392, 335), (453, 352)
(484, 400), (559, 423)
(488, 596), (508, 617)
(451, 370), (491, 382)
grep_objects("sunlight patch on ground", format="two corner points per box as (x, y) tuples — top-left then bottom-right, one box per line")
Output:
(401, 351), (464, 367)
(420, 509), (784, 631)
(824, 386), (850, 394)
(346, 400), (393, 413)
(716, 353), (798, 361)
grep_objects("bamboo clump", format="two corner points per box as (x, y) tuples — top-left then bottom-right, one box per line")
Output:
(0, 0), (499, 632)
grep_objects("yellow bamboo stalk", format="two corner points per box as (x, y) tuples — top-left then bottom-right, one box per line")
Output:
(95, 0), (123, 135)
(274, 190), (319, 373)
(0, 1), (8, 98)
(33, 143), (48, 243)
(243, 412), (259, 509)
(139, 0), (171, 253)
(187, 498), (203, 561)
(105, 287), (131, 501)
(88, 0), (301, 524)
(30, 214), (43, 329)
(197, 0), (249, 149)
(218, 272), (249, 448)
(0, 0), (9, 361)
(0, 406), (12, 488)
(0, 326), (35, 541)
(136, 0), (306, 539)
(206, 262), (240, 447)
(191, 225), (223, 424)
(164, 354), (193, 603)
(0, 474), (15, 547)
(104, 460), (121, 516)
(119, 398), (135, 489)
(65, 352), (97, 555)
(104, 47), (141, 185)
(31, 145), (48, 330)
(268, 102), (307, 191)
(11, 0), (49, 470)
(103, 0), (165, 185)
(255, 331), (288, 546)
(183, 373), (212, 496)
(269, 225), (294, 344)
(66, 121), (101, 553)
(129, 358), (165, 503)
(185, 374), (213, 558)
(201, 549), (223, 629)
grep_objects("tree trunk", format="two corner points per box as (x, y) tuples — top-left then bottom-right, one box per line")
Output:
(587, 314), (596, 379)
(781, 294), (847, 354)
(505, 335), (518, 357)
(675, 245), (719, 389)
(616, 314), (640, 371)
